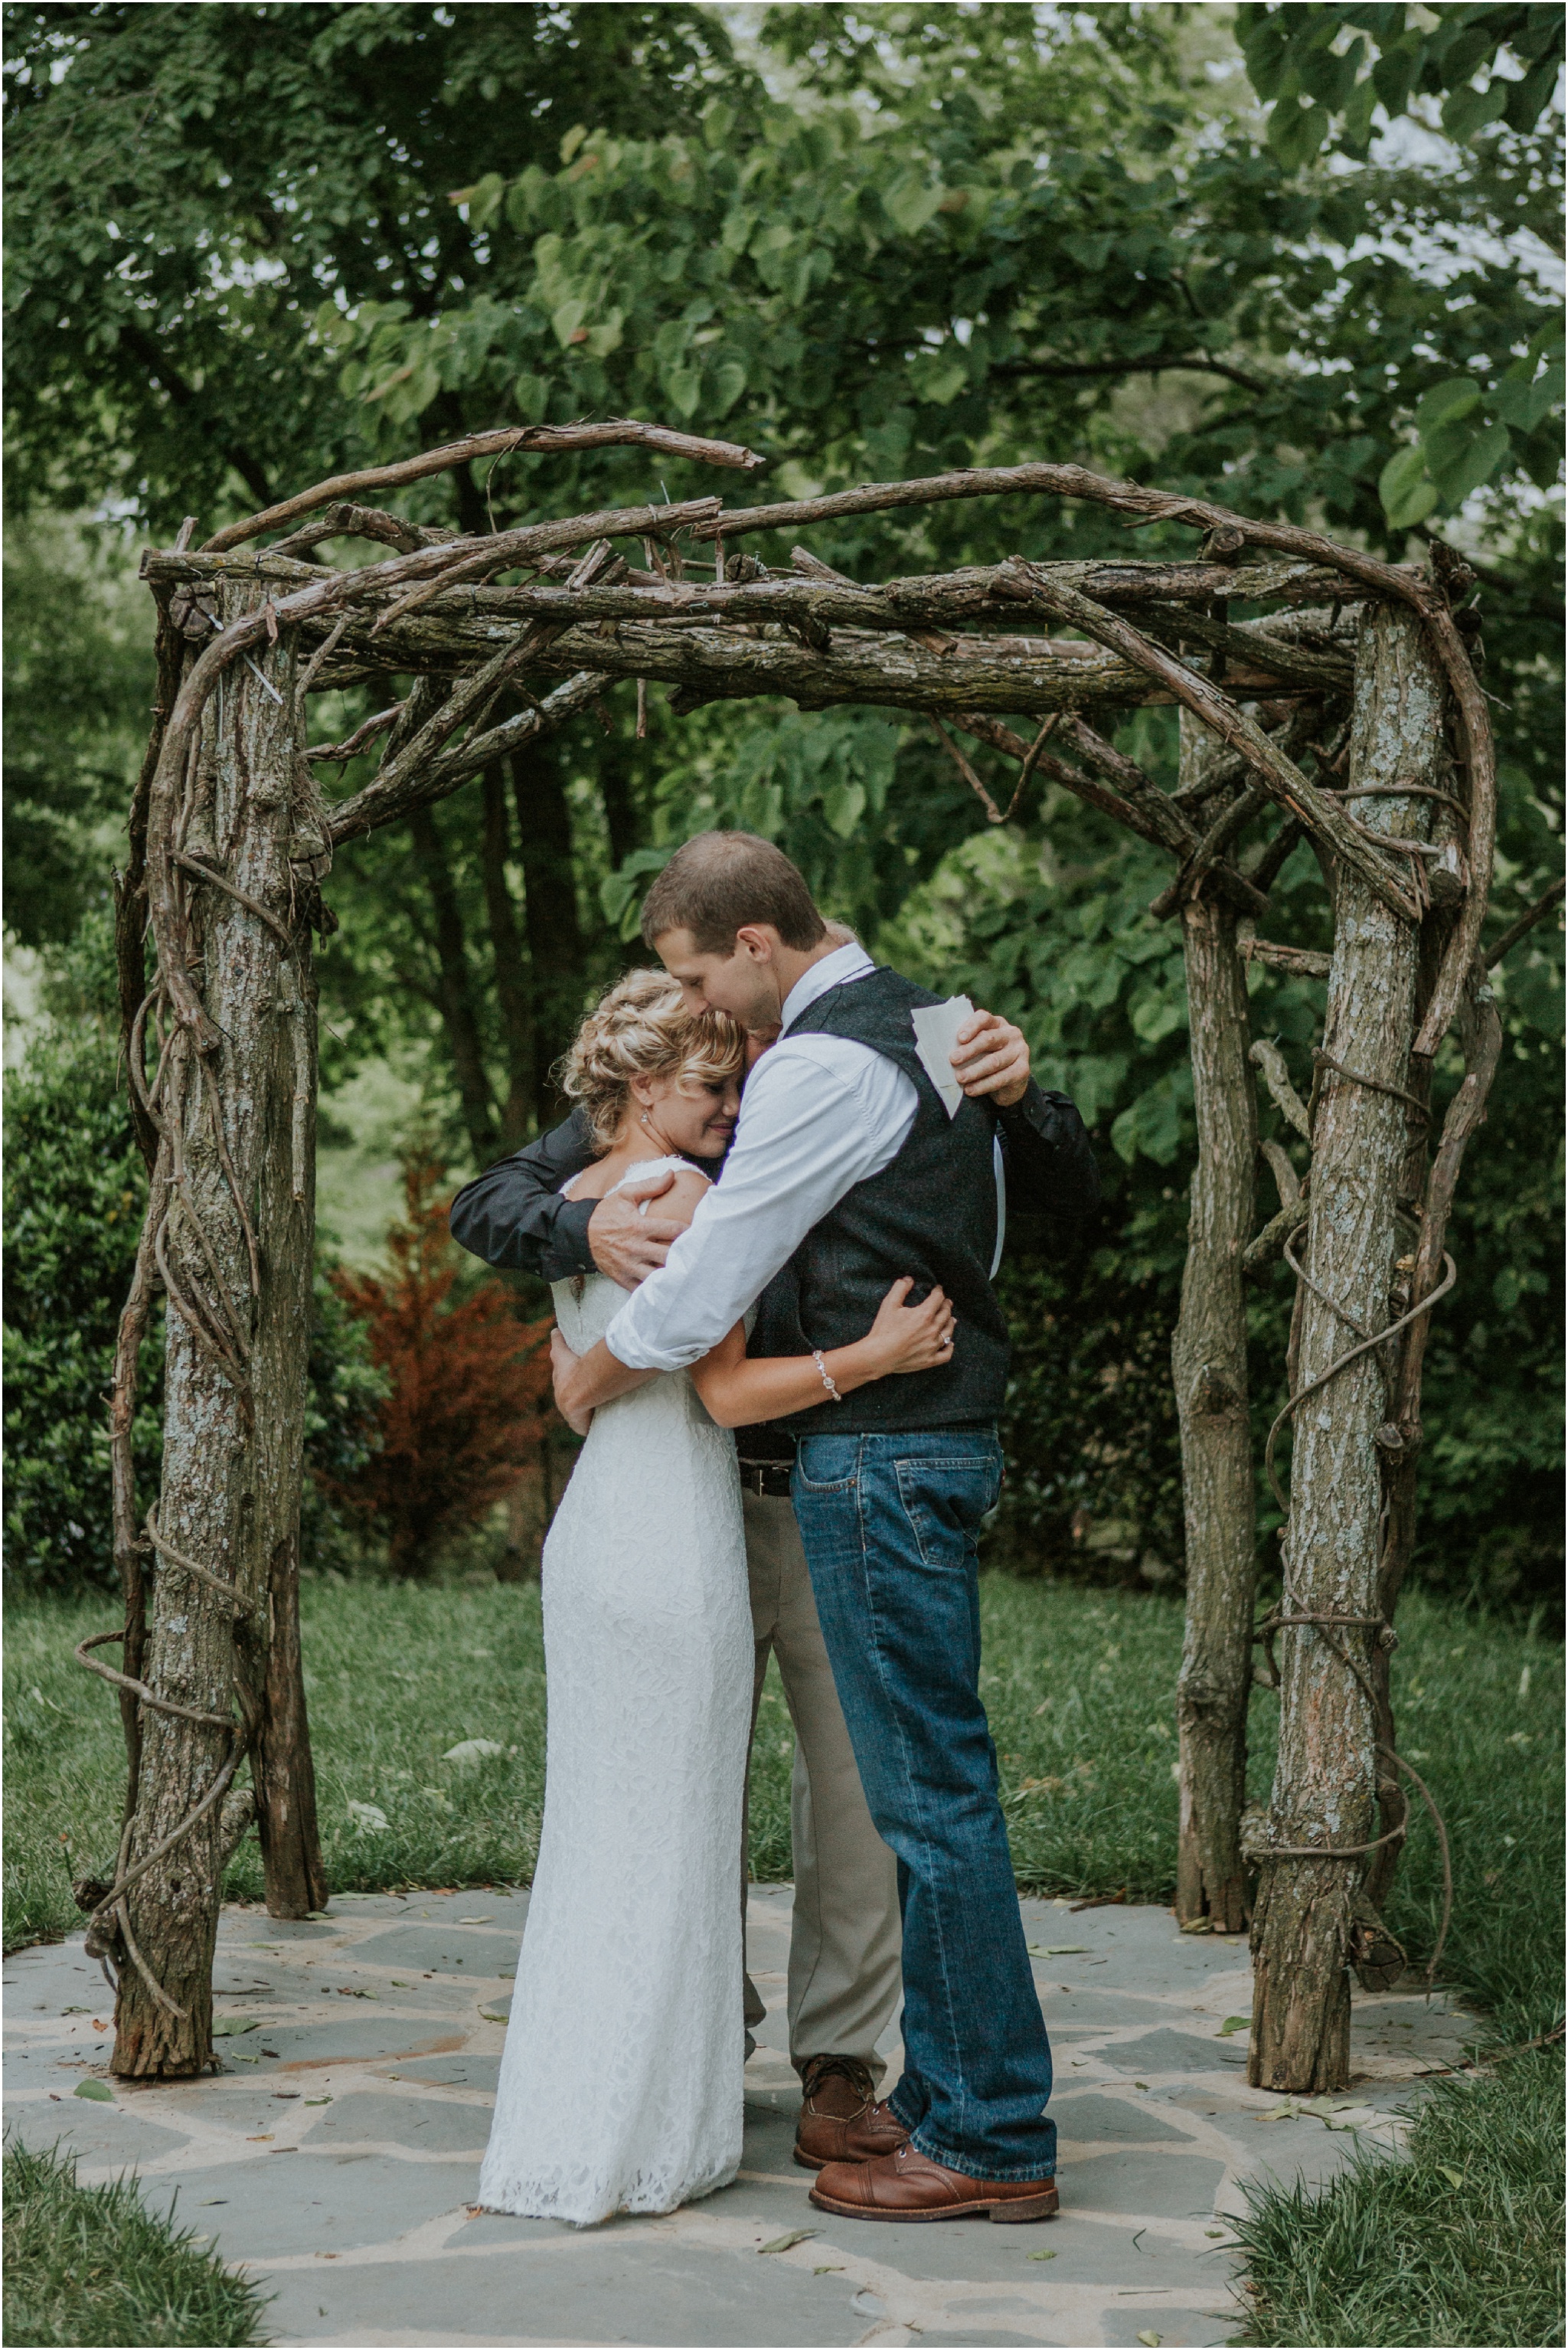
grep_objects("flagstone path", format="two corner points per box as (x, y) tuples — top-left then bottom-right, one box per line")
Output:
(5, 1888), (1471, 2348)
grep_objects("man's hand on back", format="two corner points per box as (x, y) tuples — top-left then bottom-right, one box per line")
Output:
(587, 1171), (684, 1286)
(951, 1010), (1031, 1108)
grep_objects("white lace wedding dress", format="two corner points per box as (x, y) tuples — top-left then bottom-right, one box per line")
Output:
(479, 1159), (753, 2226)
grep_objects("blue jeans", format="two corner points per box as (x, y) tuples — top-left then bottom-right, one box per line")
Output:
(792, 1428), (1055, 2182)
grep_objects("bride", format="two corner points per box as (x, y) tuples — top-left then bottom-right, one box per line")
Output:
(479, 969), (956, 2227)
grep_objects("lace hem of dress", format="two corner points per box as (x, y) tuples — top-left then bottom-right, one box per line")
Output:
(479, 2151), (740, 2227)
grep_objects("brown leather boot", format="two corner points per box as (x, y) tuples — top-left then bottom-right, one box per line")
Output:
(792, 2054), (910, 2172)
(809, 2141), (1059, 2223)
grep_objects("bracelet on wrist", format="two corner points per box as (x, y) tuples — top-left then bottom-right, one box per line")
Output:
(812, 1348), (844, 1404)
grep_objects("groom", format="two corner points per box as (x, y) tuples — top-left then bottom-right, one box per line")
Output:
(552, 832), (1099, 2221)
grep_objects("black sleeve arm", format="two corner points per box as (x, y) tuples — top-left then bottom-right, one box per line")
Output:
(996, 1081), (1101, 1224)
(448, 1108), (599, 1281)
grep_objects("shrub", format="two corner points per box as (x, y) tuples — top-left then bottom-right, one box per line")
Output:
(322, 1159), (556, 1576)
(4, 1018), (163, 1593)
(991, 1216), (1187, 1584)
(3, 1010), (384, 1593)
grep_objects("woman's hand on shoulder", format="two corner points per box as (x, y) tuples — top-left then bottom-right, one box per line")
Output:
(859, 1278), (956, 1378)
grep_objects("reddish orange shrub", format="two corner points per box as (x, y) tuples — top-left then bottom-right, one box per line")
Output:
(322, 1159), (555, 1577)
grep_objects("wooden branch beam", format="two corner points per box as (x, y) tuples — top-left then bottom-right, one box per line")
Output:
(1239, 935), (1332, 979)
(696, 459), (1423, 611)
(403, 617), (1218, 713)
(201, 422), (764, 554)
(1156, 608), (1354, 694)
(325, 672), (608, 844)
(1149, 785), (1269, 919)
(946, 710), (1270, 919)
(139, 499), (724, 1038)
(997, 561), (1420, 927)
(1485, 876), (1565, 968)
(142, 549), (1373, 625)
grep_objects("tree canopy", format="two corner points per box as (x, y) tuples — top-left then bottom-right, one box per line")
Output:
(4, 1), (1560, 1601)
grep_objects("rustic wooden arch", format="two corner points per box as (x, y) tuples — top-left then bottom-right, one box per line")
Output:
(88, 420), (1530, 2097)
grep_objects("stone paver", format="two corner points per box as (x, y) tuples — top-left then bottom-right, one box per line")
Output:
(4, 1887), (1471, 2348)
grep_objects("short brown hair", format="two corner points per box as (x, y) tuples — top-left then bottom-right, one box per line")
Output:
(641, 831), (827, 956)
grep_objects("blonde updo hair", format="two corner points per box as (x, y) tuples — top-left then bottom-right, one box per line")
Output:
(560, 968), (747, 1151)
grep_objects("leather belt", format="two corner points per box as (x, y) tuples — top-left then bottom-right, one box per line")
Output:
(738, 1462), (795, 1499)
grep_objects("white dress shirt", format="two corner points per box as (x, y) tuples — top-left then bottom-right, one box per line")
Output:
(603, 943), (1004, 1374)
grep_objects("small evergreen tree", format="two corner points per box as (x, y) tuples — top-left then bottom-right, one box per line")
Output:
(322, 1162), (556, 1577)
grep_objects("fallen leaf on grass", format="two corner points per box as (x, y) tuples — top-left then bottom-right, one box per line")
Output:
(814, 2263), (844, 2274)
(759, 2228), (819, 2254)
(1216, 2017), (1250, 2037)
(1027, 2248), (1058, 2261)
(1437, 2164), (1465, 2188)
(304, 2097), (332, 2106)
(1138, 2332), (1163, 2347)
(211, 2018), (260, 2036)
(73, 2080), (113, 2102)
(60, 2005), (92, 2015)
(443, 1741), (505, 1766)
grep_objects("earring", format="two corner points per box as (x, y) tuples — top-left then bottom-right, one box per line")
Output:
(639, 1110), (652, 1129)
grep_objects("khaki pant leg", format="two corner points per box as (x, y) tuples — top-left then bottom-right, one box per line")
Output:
(759, 1494), (903, 2078)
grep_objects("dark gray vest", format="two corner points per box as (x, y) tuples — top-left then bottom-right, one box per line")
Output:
(746, 965), (1009, 1440)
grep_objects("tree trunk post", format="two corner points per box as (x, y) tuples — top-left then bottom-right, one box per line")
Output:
(1249, 603), (1442, 2093)
(113, 581), (325, 2075)
(1172, 714), (1259, 1931)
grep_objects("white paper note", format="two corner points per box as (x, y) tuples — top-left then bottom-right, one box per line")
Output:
(910, 994), (975, 1119)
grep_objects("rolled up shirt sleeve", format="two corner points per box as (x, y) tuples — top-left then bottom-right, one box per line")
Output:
(604, 1041), (915, 1372)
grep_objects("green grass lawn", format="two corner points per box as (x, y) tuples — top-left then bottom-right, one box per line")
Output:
(2, 2139), (269, 2348)
(8, 1574), (1560, 2030)
(5, 1570), (1562, 2347)
(1232, 2052), (1564, 2349)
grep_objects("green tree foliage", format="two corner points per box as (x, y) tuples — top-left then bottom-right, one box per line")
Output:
(1237, 2), (1564, 162)
(1235, 3), (1564, 523)
(2, 927), (387, 1594)
(3, 2), (744, 523)
(3, 518), (150, 946)
(3, 6), (1560, 1600)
